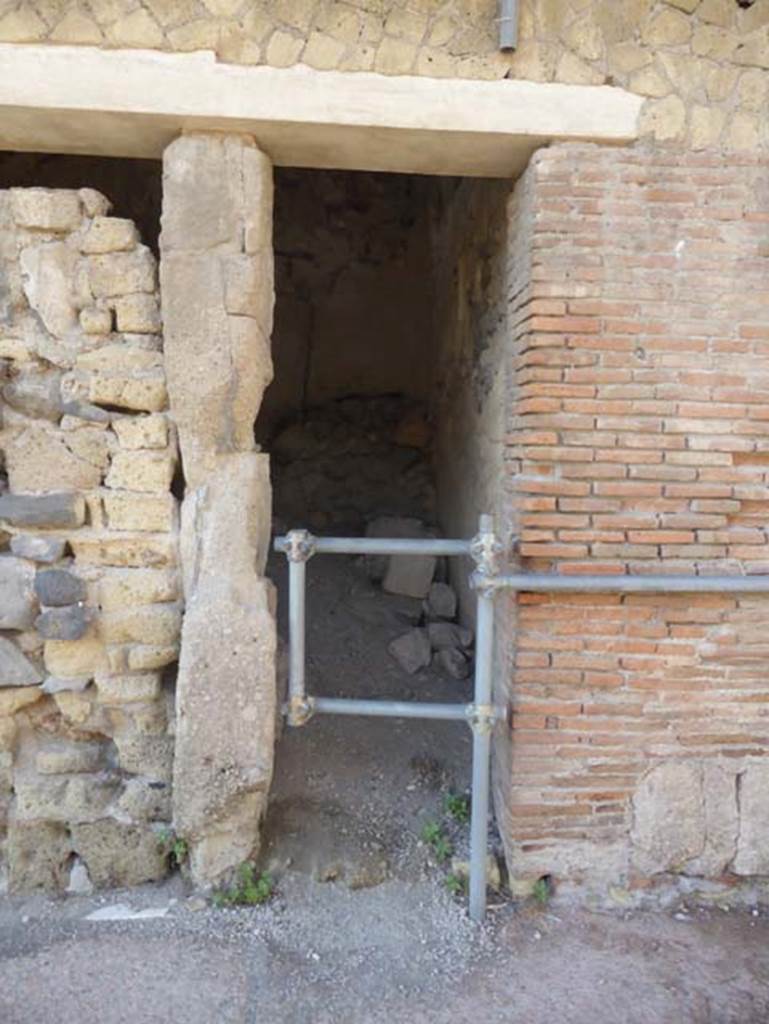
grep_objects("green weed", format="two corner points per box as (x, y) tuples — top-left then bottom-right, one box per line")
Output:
(213, 863), (274, 908)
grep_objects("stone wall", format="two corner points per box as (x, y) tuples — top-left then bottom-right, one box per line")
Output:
(504, 142), (769, 898)
(0, 186), (179, 892)
(4, 1), (768, 150)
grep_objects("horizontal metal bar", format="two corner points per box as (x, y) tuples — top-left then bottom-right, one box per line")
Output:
(311, 697), (469, 721)
(274, 535), (472, 557)
(489, 573), (769, 593)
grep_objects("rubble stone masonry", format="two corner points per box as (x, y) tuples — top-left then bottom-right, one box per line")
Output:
(502, 143), (769, 897)
(3, 1), (769, 151)
(0, 186), (179, 892)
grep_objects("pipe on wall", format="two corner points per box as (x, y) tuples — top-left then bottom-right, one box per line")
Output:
(498, 0), (519, 51)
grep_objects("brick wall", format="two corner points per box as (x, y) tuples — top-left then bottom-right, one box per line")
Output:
(503, 143), (769, 896)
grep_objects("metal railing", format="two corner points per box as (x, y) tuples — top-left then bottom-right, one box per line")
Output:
(275, 514), (503, 923)
(275, 517), (769, 923)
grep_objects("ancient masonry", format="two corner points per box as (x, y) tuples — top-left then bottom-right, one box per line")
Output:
(0, 185), (179, 890)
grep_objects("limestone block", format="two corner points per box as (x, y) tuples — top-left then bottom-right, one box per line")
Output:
(383, 553), (436, 599)
(41, 675), (91, 695)
(127, 645), (178, 671)
(161, 134), (271, 253)
(35, 569), (87, 607)
(0, 717), (16, 750)
(691, 24), (737, 59)
(0, 687), (43, 718)
(642, 8), (693, 45)
(102, 490), (176, 532)
(10, 535), (66, 563)
(50, 10), (104, 45)
(0, 556), (36, 629)
(95, 672), (161, 703)
(37, 742), (104, 774)
(173, 454), (275, 882)
(44, 635), (107, 678)
(167, 18), (221, 51)
(265, 30), (305, 67)
(89, 370), (168, 413)
(112, 413), (168, 451)
(685, 761), (739, 876)
(0, 336), (32, 360)
(76, 343), (163, 374)
(80, 216), (138, 255)
(10, 188), (81, 232)
(100, 605), (181, 646)
(99, 568), (179, 611)
(733, 761), (769, 875)
(2, 365), (63, 422)
(7, 820), (72, 892)
(87, 247), (156, 298)
(179, 452), (272, 597)
(14, 772), (119, 823)
(4, 423), (105, 492)
(426, 622), (473, 651)
(0, 492), (85, 529)
(105, 451), (176, 493)
(0, 637), (42, 687)
(79, 306), (113, 334)
(70, 534), (177, 568)
(388, 629), (431, 674)
(19, 241), (78, 337)
(79, 189), (111, 218)
(690, 104), (727, 148)
(161, 251), (272, 486)
(638, 94), (687, 141)
(71, 820), (168, 887)
(53, 690), (95, 727)
(734, 27), (769, 69)
(105, 7), (164, 48)
(112, 293), (161, 334)
(726, 111), (760, 150)
(114, 728), (173, 779)
(738, 69), (769, 111)
(117, 777), (171, 821)
(631, 762), (705, 874)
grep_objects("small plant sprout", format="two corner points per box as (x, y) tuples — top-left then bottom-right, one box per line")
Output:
(532, 876), (552, 906)
(420, 821), (453, 864)
(443, 792), (471, 824)
(213, 863), (274, 908)
(157, 829), (189, 870)
(445, 873), (467, 897)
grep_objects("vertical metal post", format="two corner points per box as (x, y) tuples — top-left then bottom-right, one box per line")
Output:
(468, 587), (495, 922)
(285, 530), (314, 725)
(468, 513), (502, 923)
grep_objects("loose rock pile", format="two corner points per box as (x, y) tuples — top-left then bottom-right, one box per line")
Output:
(363, 517), (474, 681)
(0, 187), (179, 893)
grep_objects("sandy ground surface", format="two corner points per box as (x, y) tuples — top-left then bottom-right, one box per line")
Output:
(1, 554), (767, 1022)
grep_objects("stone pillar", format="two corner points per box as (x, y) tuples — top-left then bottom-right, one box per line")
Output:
(160, 133), (276, 884)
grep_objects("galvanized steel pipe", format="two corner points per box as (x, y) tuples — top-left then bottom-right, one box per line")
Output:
(275, 535), (472, 557)
(484, 573), (769, 594)
(311, 697), (469, 721)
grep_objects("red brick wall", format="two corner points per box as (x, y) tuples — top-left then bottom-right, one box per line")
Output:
(501, 144), (769, 894)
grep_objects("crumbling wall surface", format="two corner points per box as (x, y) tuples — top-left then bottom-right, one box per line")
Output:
(160, 133), (276, 885)
(7, 1), (769, 151)
(0, 186), (179, 892)
(505, 142), (769, 898)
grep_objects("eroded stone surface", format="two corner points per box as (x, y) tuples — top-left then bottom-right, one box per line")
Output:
(0, 556), (36, 629)
(631, 762), (706, 874)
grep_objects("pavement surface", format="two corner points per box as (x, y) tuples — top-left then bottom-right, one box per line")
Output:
(1, 877), (768, 1024)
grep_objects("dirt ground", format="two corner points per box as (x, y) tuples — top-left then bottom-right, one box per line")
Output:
(1, 553), (767, 1023)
